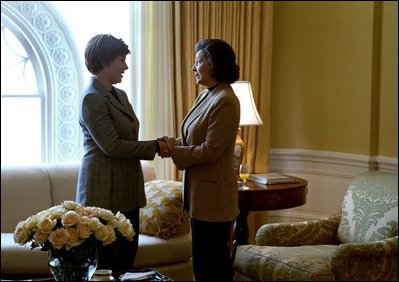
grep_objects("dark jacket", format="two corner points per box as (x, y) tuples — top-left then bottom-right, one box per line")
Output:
(76, 77), (156, 212)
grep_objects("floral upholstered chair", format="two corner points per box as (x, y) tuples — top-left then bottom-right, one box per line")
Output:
(234, 171), (398, 281)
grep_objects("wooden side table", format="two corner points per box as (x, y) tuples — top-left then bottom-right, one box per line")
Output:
(234, 177), (308, 246)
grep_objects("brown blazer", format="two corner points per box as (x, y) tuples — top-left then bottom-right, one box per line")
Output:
(76, 77), (157, 213)
(170, 83), (240, 222)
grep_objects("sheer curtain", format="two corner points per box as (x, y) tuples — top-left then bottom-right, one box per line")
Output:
(131, 1), (273, 182)
(130, 1), (175, 179)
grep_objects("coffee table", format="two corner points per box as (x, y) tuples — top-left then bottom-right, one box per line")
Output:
(1, 268), (172, 281)
(119, 268), (173, 281)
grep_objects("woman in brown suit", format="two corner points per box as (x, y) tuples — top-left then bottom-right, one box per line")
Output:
(162, 39), (240, 281)
(76, 34), (167, 274)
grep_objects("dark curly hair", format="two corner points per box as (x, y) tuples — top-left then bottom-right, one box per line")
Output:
(84, 34), (131, 75)
(195, 39), (240, 83)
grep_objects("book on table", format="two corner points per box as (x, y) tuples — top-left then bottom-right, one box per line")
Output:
(248, 173), (297, 184)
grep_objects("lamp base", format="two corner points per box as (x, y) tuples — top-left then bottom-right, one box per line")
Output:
(234, 129), (244, 178)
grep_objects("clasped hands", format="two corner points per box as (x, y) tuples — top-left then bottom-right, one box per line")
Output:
(157, 136), (176, 158)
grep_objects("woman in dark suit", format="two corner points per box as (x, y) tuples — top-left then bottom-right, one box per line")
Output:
(76, 34), (166, 274)
(162, 39), (240, 281)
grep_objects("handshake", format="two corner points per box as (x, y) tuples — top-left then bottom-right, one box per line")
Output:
(156, 136), (176, 158)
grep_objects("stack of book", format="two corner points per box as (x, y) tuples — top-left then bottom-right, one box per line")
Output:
(248, 173), (297, 185)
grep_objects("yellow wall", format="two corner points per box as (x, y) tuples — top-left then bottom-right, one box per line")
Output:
(378, 1), (398, 157)
(270, 1), (397, 158)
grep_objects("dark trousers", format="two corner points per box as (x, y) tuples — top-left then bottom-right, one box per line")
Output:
(191, 218), (234, 281)
(97, 208), (139, 275)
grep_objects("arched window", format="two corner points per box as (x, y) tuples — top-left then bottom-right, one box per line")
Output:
(1, 1), (84, 165)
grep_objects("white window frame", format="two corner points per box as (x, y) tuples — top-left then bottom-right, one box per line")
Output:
(1, 1), (84, 163)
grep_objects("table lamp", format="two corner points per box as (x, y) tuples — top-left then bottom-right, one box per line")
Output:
(231, 81), (263, 175)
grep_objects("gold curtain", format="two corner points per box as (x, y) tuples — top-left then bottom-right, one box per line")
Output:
(170, 1), (273, 177)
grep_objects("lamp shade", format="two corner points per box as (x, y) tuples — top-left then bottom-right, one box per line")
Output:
(231, 81), (263, 126)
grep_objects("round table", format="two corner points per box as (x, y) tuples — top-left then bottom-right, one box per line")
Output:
(234, 177), (308, 246)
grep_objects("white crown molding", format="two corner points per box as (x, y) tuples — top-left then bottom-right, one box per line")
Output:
(269, 148), (398, 178)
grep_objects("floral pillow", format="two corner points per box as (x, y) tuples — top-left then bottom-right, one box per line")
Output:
(140, 180), (189, 239)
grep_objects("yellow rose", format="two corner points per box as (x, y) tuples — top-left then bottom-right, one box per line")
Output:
(48, 228), (69, 249)
(97, 208), (114, 222)
(49, 206), (66, 219)
(105, 216), (118, 229)
(88, 217), (102, 231)
(61, 210), (80, 227)
(13, 221), (30, 244)
(102, 225), (116, 246)
(118, 219), (135, 241)
(65, 227), (82, 250)
(62, 200), (81, 210)
(83, 206), (97, 217)
(33, 229), (49, 245)
(93, 224), (109, 243)
(37, 216), (56, 233)
(79, 215), (90, 224)
(77, 223), (92, 239)
(25, 215), (38, 230)
(115, 211), (127, 221)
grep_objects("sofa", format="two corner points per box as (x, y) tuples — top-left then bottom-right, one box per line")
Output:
(1, 161), (194, 281)
(233, 171), (398, 281)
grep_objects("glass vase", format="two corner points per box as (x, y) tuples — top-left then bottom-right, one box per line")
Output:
(49, 243), (98, 281)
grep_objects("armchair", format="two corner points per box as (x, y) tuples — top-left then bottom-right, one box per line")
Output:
(234, 171), (398, 281)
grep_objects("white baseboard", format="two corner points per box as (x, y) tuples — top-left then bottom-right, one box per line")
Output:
(373, 155), (398, 172)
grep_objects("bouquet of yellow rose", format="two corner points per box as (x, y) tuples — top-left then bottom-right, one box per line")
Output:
(13, 200), (135, 252)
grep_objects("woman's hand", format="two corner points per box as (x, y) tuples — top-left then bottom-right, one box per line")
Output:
(157, 139), (170, 158)
(157, 136), (177, 157)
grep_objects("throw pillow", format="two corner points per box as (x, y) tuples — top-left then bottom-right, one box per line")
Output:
(140, 180), (189, 239)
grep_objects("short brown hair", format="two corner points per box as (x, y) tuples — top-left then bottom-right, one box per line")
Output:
(84, 34), (130, 74)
